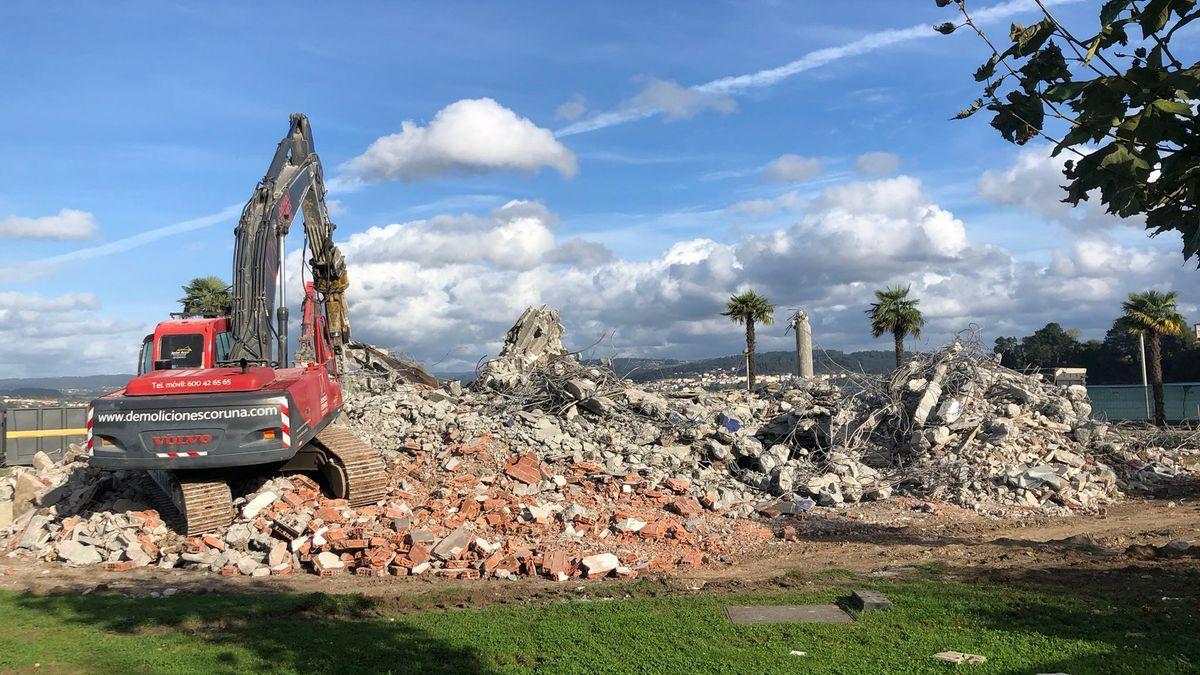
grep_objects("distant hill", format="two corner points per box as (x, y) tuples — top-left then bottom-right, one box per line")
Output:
(593, 349), (901, 382)
(0, 374), (133, 395)
(1, 387), (64, 400)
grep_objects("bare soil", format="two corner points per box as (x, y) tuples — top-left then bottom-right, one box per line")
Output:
(5, 493), (1198, 607)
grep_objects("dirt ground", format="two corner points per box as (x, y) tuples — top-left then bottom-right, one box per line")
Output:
(4, 493), (1198, 604)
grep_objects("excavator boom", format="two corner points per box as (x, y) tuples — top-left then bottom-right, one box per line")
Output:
(228, 113), (351, 366)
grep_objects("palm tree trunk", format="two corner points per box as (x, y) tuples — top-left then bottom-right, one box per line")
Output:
(746, 320), (757, 391)
(893, 328), (905, 369)
(1149, 332), (1166, 427)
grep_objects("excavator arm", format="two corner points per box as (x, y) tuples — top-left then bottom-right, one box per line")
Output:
(226, 113), (351, 366)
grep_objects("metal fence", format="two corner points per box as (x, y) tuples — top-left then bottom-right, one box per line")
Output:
(1086, 383), (1200, 423)
(0, 405), (88, 466)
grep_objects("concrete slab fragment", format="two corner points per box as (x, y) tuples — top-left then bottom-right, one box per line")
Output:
(724, 604), (853, 625)
(851, 590), (893, 612)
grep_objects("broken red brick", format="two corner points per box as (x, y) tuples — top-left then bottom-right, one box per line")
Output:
(542, 549), (570, 581)
(664, 477), (691, 494)
(202, 535), (227, 552)
(409, 543), (432, 565)
(183, 538), (209, 554)
(504, 454), (543, 485)
(481, 551), (505, 572)
(639, 521), (669, 539)
(667, 497), (703, 518)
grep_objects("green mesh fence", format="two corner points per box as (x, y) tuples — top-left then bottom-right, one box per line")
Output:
(1087, 383), (1200, 422)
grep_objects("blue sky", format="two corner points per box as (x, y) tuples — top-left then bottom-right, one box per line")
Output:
(1, 1), (1196, 377)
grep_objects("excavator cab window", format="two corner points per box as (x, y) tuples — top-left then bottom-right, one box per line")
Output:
(137, 335), (154, 375)
(214, 331), (232, 363)
(160, 334), (204, 369)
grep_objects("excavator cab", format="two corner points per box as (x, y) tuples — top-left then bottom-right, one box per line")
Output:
(137, 317), (233, 373)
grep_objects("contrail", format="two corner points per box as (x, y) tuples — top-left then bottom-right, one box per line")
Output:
(3, 204), (242, 281)
(556, 0), (1082, 137)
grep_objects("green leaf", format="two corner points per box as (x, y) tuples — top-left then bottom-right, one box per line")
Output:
(989, 90), (1044, 144)
(1084, 35), (1102, 64)
(1100, 0), (1133, 26)
(1043, 81), (1088, 102)
(974, 54), (999, 82)
(1138, 0), (1175, 35)
(1152, 98), (1193, 115)
(1019, 43), (1070, 85)
(1098, 143), (1152, 172)
(1011, 19), (1056, 57)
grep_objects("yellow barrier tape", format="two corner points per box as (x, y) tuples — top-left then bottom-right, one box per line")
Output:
(5, 428), (87, 439)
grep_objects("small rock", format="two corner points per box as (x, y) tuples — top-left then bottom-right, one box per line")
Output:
(241, 491), (278, 519)
(581, 553), (620, 577)
(57, 540), (103, 566)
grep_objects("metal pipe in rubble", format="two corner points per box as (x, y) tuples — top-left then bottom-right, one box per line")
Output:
(1139, 333), (1149, 419)
(277, 232), (288, 367)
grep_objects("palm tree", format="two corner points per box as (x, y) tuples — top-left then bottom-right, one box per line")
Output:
(179, 276), (232, 316)
(1122, 290), (1185, 426)
(721, 290), (776, 390)
(866, 284), (925, 369)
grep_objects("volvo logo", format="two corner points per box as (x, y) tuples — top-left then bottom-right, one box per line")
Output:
(152, 434), (213, 446)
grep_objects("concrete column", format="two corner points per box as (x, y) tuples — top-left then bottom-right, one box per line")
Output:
(791, 310), (813, 378)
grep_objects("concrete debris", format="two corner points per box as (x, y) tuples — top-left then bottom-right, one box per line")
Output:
(581, 552), (620, 578)
(851, 589), (893, 612)
(932, 651), (987, 665)
(476, 305), (569, 389)
(1, 309), (1198, 581)
(57, 540), (103, 566)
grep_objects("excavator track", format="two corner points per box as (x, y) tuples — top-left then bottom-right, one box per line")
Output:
(144, 470), (235, 536)
(311, 424), (388, 506)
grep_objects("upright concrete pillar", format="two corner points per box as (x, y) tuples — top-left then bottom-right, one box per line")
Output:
(791, 310), (814, 378)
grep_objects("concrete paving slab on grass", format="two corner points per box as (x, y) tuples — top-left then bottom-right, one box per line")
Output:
(724, 604), (853, 625)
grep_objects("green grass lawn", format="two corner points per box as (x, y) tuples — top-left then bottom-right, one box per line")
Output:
(1, 567), (1197, 674)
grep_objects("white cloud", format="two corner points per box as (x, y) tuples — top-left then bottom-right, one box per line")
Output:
(9, 164), (1187, 377)
(555, 94), (588, 121)
(342, 98), (577, 182)
(349, 200), (561, 271)
(0, 291), (146, 377)
(0, 209), (98, 240)
(727, 191), (803, 216)
(855, 151), (900, 176)
(622, 78), (736, 121)
(328, 170), (1189, 372)
(978, 146), (1142, 231)
(764, 154), (824, 182)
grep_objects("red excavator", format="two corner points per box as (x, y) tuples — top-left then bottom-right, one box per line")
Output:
(88, 114), (386, 534)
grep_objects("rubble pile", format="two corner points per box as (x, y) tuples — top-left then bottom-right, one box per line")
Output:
(2, 307), (1198, 579)
(0, 439), (772, 578)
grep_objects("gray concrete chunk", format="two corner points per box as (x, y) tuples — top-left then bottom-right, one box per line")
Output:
(724, 604), (853, 624)
(431, 526), (472, 560)
(851, 590), (893, 612)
